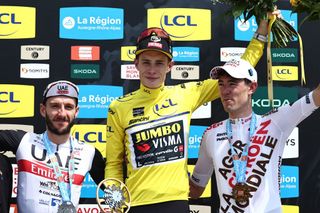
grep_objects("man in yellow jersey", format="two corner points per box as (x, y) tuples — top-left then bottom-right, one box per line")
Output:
(105, 13), (274, 212)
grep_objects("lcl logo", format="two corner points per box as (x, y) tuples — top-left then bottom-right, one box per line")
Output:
(163, 15), (197, 26)
(277, 69), (292, 74)
(73, 131), (106, 143)
(0, 92), (20, 103)
(0, 13), (21, 24)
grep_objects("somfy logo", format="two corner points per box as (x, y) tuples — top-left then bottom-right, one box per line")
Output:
(283, 127), (299, 159)
(220, 47), (245, 62)
(20, 64), (49, 79)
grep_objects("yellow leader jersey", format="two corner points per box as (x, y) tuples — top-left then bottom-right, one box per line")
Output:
(105, 39), (264, 207)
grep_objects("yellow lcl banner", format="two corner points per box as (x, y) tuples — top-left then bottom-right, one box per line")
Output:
(0, 6), (36, 39)
(147, 8), (211, 41)
(0, 85), (34, 117)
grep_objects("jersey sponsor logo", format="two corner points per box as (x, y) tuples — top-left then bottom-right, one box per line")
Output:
(11, 164), (18, 197)
(172, 47), (199, 62)
(252, 86), (298, 114)
(280, 166), (299, 198)
(0, 84), (34, 117)
(59, 7), (124, 40)
(235, 10), (297, 41)
(121, 46), (136, 61)
(71, 46), (100, 61)
(153, 98), (178, 116)
(18, 159), (84, 186)
(38, 189), (60, 198)
(71, 124), (106, 158)
(283, 127), (299, 159)
(171, 65), (199, 80)
(188, 165), (212, 198)
(0, 6), (36, 39)
(220, 47), (246, 62)
(191, 102), (211, 119)
(71, 64), (100, 79)
(21, 45), (50, 60)
(272, 48), (298, 63)
(282, 205), (299, 213)
(220, 119), (278, 211)
(132, 107), (144, 117)
(129, 116), (150, 125)
(188, 125), (207, 159)
(20, 63), (50, 79)
(78, 85), (123, 118)
(216, 132), (228, 142)
(189, 205), (211, 213)
(147, 8), (211, 41)
(121, 64), (139, 79)
(117, 91), (136, 102)
(39, 181), (59, 191)
(38, 198), (50, 206)
(272, 66), (298, 81)
(51, 198), (61, 206)
(128, 115), (188, 168)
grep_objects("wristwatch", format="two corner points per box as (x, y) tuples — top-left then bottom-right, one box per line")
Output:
(253, 32), (268, 42)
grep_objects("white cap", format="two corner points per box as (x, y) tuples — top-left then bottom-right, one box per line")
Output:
(210, 59), (257, 83)
(43, 80), (79, 102)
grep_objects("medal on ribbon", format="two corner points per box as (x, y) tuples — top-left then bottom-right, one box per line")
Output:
(226, 114), (256, 203)
(57, 201), (77, 213)
(43, 132), (77, 212)
(96, 178), (131, 213)
(232, 182), (251, 203)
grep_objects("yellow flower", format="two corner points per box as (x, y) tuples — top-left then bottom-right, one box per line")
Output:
(290, 0), (300, 7)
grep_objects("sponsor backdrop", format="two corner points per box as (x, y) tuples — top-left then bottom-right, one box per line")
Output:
(1, 0), (320, 212)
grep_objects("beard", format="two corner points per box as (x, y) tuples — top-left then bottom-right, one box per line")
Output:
(45, 113), (75, 136)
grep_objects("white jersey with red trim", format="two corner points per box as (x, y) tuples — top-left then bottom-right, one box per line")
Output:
(16, 132), (95, 213)
(191, 92), (318, 213)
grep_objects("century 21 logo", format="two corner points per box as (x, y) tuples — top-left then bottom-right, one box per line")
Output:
(0, 6), (36, 39)
(147, 8), (211, 41)
(0, 85), (34, 117)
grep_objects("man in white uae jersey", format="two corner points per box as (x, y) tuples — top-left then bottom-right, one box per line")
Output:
(0, 80), (105, 213)
(189, 59), (320, 213)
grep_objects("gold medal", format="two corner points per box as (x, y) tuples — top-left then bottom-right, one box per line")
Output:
(232, 183), (251, 203)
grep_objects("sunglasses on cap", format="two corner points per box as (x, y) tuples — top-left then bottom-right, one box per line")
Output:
(137, 27), (172, 44)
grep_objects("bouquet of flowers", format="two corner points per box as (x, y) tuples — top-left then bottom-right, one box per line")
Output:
(290, 0), (320, 25)
(212, 0), (298, 47)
